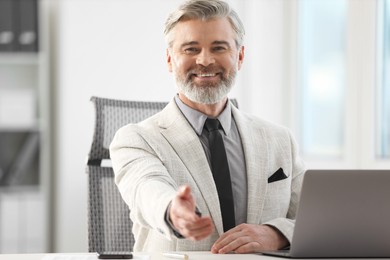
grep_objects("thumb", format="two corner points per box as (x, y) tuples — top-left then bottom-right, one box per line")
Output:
(177, 185), (196, 213)
(178, 185), (192, 200)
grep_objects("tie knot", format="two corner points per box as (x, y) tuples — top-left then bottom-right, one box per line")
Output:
(204, 118), (221, 132)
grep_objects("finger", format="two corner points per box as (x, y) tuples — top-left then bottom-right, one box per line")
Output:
(176, 216), (212, 234)
(181, 218), (214, 241)
(175, 215), (204, 229)
(217, 236), (249, 254)
(233, 241), (259, 254)
(177, 185), (196, 210)
(184, 220), (214, 240)
(178, 185), (192, 200)
(171, 186), (198, 221)
(172, 205), (198, 221)
(211, 226), (243, 253)
(189, 224), (214, 241)
(216, 225), (241, 241)
(185, 216), (213, 232)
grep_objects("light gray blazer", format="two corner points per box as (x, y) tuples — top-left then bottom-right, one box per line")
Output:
(110, 99), (306, 252)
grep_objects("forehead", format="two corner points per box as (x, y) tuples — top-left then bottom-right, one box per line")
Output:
(170, 18), (236, 46)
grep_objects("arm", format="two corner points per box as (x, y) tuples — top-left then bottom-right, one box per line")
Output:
(110, 125), (213, 240)
(110, 125), (178, 239)
(212, 129), (306, 253)
(262, 130), (306, 242)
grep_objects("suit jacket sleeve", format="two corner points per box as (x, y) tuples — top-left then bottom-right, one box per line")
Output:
(109, 123), (178, 240)
(263, 129), (306, 243)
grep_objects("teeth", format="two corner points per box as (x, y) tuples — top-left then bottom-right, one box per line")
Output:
(197, 73), (216, 77)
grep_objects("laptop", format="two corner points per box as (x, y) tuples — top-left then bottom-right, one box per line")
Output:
(261, 169), (390, 258)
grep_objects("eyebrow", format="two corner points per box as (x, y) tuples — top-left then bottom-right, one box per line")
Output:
(180, 40), (231, 48)
(212, 40), (231, 47)
(180, 41), (199, 48)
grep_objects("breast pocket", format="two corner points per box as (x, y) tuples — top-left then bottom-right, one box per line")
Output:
(260, 176), (291, 223)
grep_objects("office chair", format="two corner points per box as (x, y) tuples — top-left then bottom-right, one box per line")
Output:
(86, 96), (238, 253)
(86, 96), (168, 253)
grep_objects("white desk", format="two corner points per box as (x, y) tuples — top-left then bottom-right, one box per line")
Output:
(0, 252), (387, 260)
(0, 252), (278, 260)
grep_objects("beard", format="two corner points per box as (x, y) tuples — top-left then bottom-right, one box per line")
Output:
(174, 65), (236, 104)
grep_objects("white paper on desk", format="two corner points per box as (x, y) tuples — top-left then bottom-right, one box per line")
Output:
(41, 254), (150, 260)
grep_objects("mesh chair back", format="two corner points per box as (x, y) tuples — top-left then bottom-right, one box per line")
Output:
(86, 96), (238, 253)
(87, 97), (168, 253)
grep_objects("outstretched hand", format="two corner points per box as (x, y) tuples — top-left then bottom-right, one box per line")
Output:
(169, 185), (214, 241)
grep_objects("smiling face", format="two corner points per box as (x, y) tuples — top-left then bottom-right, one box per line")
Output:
(167, 18), (244, 105)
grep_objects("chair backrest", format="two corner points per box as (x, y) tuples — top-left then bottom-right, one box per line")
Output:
(86, 96), (239, 253)
(87, 96), (168, 253)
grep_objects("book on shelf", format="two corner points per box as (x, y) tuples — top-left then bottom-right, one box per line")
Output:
(0, 0), (39, 53)
(0, 131), (39, 186)
(0, 0), (14, 52)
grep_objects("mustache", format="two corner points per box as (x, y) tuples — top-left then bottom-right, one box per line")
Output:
(186, 65), (224, 75)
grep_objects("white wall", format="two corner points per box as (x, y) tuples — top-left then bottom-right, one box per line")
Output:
(53, 0), (288, 252)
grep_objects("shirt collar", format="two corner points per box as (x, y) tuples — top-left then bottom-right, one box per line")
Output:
(174, 95), (232, 136)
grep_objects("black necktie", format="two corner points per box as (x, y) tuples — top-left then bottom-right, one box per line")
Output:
(204, 118), (235, 232)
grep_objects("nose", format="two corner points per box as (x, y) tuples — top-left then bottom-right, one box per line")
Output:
(196, 50), (215, 67)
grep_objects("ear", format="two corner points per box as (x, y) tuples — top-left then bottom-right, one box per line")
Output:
(237, 46), (245, 70)
(166, 48), (173, 72)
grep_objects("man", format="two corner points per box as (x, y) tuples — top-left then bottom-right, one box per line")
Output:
(110, 0), (306, 253)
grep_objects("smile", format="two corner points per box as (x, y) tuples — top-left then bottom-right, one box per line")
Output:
(193, 73), (220, 78)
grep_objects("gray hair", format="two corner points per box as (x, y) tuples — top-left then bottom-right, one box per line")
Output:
(164, 0), (245, 48)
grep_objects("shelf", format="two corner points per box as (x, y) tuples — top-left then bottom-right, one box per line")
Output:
(0, 126), (40, 132)
(0, 53), (39, 65)
(0, 185), (40, 193)
(0, 0), (49, 253)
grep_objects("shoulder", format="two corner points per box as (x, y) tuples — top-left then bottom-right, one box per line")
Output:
(111, 100), (188, 146)
(113, 100), (178, 134)
(112, 112), (161, 141)
(233, 108), (291, 137)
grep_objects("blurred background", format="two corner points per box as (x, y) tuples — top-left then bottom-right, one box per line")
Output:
(0, 0), (389, 254)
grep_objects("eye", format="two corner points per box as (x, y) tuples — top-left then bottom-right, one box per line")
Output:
(213, 46), (227, 52)
(184, 47), (200, 54)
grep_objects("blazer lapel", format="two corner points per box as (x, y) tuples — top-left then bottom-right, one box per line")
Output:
(158, 100), (224, 235)
(232, 106), (268, 225)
